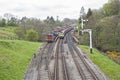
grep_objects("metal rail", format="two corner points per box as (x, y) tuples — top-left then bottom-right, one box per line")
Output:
(53, 39), (60, 80)
(24, 43), (49, 80)
(66, 32), (100, 80)
(25, 31), (108, 80)
(69, 31), (99, 80)
(53, 38), (70, 80)
(37, 43), (51, 80)
(72, 44), (99, 80)
(67, 40), (86, 80)
(60, 39), (70, 80)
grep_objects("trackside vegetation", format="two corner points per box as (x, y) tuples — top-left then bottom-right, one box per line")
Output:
(0, 40), (42, 80)
(80, 45), (120, 80)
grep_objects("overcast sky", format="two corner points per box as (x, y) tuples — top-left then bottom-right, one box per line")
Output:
(0, 0), (108, 20)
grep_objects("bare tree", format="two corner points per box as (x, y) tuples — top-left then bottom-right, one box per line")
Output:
(4, 13), (14, 22)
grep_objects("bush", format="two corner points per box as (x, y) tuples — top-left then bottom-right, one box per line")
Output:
(7, 21), (17, 26)
(25, 29), (39, 41)
(14, 27), (24, 39)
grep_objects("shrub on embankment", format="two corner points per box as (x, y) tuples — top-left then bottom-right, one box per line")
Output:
(0, 40), (42, 80)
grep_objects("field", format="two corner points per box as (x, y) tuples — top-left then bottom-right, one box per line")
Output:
(0, 40), (42, 80)
(80, 45), (120, 80)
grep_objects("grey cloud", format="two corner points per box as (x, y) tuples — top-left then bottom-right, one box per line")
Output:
(0, 0), (108, 20)
(35, 6), (52, 11)
(52, 5), (70, 9)
(34, 4), (70, 12)
(12, 7), (28, 12)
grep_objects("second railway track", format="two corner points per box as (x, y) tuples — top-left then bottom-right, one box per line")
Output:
(66, 32), (108, 80)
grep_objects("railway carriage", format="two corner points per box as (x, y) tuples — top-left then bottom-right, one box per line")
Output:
(45, 34), (55, 43)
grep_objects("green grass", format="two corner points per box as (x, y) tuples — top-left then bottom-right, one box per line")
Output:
(0, 40), (43, 80)
(0, 26), (16, 31)
(0, 27), (18, 39)
(80, 45), (120, 80)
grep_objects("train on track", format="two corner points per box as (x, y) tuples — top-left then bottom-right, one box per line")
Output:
(45, 33), (55, 42)
(45, 26), (73, 42)
(58, 32), (64, 39)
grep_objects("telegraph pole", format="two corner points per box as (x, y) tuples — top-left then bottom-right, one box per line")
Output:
(89, 30), (92, 53)
(81, 29), (92, 54)
(80, 6), (92, 54)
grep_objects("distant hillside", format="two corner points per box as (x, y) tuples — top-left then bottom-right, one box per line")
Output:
(0, 40), (42, 80)
(0, 27), (18, 39)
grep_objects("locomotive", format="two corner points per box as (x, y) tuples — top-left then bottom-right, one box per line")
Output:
(58, 26), (73, 39)
(58, 32), (64, 39)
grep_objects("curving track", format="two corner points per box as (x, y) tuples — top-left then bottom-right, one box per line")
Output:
(24, 31), (109, 80)
(66, 32), (108, 80)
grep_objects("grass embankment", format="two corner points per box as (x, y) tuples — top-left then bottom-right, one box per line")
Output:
(80, 45), (120, 80)
(0, 40), (42, 80)
(0, 27), (18, 39)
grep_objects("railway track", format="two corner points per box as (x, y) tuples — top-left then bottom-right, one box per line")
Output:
(37, 43), (53, 80)
(24, 42), (55, 80)
(53, 39), (70, 80)
(24, 43), (48, 80)
(24, 31), (109, 80)
(66, 32), (108, 80)
(61, 40), (70, 80)
(53, 39), (60, 80)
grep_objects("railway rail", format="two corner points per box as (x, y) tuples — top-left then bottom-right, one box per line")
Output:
(66, 32), (108, 80)
(52, 38), (70, 80)
(53, 39), (59, 80)
(61, 40), (70, 80)
(24, 31), (109, 80)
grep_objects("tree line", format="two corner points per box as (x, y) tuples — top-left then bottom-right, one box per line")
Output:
(79, 0), (120, 52)
(0, 13), (19, 27)
(15, 16), (63, 41)
(0, 13), (77, 41)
